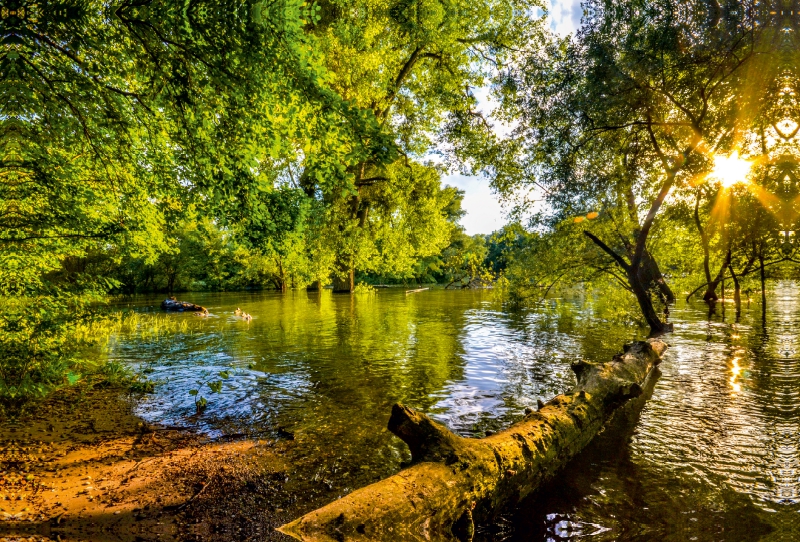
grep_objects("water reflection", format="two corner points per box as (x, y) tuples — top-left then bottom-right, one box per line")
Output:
(104, 282), (800, 540)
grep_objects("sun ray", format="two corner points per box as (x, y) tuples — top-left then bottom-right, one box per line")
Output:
(748, 183), (782, 216)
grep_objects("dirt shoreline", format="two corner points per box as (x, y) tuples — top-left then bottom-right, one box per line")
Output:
(0, 387), (367, 542)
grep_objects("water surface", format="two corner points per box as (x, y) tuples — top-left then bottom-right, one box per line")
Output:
(105, 283), (800, 540)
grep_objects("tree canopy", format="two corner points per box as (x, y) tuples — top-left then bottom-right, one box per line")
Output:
(492, 0), (800, 333)
(4, 0), (800, 402)
(0, 0), (545, 401)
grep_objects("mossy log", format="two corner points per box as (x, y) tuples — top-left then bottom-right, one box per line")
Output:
(279, 339), (666, 542)
(160, 297), (206, 312)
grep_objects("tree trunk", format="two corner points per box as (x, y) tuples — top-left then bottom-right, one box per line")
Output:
(583, 231), (670, 335)
(759, 252), (766, 312)
(694, 190), (714, 293)
(626, 187), (674, 303)
(702, 250), (731, 302)
(627, 266), (671, 335)
(166, 270), (177, 294)
(160, 297), (206, 313)
(638, 249), (675, 303)
(333, 268), (355, 293)
(728, 263), (741, 317)
(306, 280), (321, 292)
(279, 339), (667, 541)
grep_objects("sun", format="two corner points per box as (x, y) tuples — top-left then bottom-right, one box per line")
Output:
(710, 152), (752, 188)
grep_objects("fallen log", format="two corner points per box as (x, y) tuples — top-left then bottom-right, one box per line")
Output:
(405, 288), (429, 294)
(279, 338), (667, 542)
(160, 297), (207, 313)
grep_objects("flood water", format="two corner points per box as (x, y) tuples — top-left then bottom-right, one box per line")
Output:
(104, 283), (800, 541)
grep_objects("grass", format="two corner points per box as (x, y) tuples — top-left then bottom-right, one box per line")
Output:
(69, 310), (195, 394)
(73, 310), (194, 346)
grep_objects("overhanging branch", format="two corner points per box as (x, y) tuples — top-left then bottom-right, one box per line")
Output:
(583, 231), (631, 271)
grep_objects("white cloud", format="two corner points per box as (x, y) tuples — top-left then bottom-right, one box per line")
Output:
(444, 174), (505, 235)
(547, 0), (582, 37)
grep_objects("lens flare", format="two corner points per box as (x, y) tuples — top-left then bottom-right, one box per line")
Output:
(710, 152), (752, 188)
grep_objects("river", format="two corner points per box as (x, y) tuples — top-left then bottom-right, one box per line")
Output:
(103, 283), (800, 541)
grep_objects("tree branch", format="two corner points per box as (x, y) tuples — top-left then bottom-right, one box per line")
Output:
(583, 231), (631, 271)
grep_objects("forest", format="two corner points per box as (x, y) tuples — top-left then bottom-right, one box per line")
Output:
(2, 0), (799, 540)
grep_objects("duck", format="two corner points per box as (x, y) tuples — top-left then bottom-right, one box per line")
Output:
(242, 313), (253, 322)
(234, 307), (243, 316)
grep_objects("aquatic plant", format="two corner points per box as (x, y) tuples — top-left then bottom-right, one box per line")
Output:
(190, 370), (231, 415)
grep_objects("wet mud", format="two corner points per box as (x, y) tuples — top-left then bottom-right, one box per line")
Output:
(0, 387), (375, 542)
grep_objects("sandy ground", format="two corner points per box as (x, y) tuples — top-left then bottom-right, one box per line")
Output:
(0, 387), (344, 542)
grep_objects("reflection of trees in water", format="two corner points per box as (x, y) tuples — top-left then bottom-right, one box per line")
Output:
(219, 291), (475, 450)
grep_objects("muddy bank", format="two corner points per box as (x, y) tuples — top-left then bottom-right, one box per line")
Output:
(0, 387), (388, 542)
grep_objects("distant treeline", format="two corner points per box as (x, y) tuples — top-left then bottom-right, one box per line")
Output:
(61, 205), (536, 293)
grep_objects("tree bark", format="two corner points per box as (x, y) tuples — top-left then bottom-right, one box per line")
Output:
(160, 297), (206, 313)
(702, 250), (731, 302)
(627, 265), (670, 334)
(728, 263), (741, 317)
(638, 249), (675, 303)
(583, 231), (671, 335)
(759, 251), (767, 313)
(279, 339), (667, 542)
(626, 186), (674, 303)
(333, 268), (355, 293)
(694, 190), (713, 292)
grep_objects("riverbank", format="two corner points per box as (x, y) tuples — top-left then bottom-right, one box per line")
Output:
(0, 386), (357, 542)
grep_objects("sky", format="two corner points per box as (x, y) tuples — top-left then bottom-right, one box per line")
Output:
(445, 0), (581, 235)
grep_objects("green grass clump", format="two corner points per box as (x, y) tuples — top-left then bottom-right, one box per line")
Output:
(73, 311), (193, 346)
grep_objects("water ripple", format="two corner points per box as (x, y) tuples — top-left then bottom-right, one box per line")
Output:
(101, 284), (800, 540)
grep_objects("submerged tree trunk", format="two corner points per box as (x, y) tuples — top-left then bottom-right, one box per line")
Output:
(728, 263), (741, 317)
(307, 280), (322, 292)
(627, 266), (670, 334)
(280, 339), (667, 542)
(583, 231), (671, 335)
(160, 297), (206, 313)
(694, 191), (714, 296)
(625, 186), (674, 303)
(693, 191), (732, 303)
(759, 251), (767, 313)
(702, 250), (732, 302)
(333, 268), (355, 293)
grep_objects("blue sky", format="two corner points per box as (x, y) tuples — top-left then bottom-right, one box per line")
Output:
(445, 0), (581, 235)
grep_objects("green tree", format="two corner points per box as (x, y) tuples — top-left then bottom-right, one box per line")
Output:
(294, 0), (545, 291)
(0, 0), (355, 400)
(495, 0), (763, 333)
